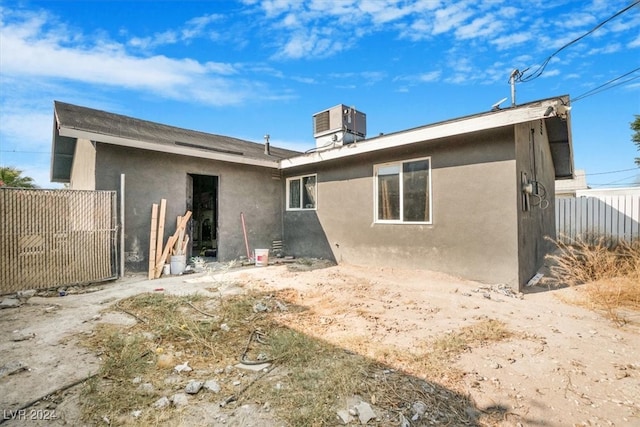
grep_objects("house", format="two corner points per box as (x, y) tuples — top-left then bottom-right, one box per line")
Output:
(51, 95), (574, 290)
(556, 169), (588, 197)
(51, 101), (300, 268)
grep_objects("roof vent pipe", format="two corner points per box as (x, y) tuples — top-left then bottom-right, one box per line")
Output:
(264, 134), (270, 155)
(509, 69), (519, 106)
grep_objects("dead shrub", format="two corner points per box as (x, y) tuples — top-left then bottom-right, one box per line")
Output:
(547, 236), (640, 324)
(547, 237), (640, 286)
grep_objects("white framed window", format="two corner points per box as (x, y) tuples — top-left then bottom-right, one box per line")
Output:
(286, 174), (317, 210)
(374, 157), (431, 224)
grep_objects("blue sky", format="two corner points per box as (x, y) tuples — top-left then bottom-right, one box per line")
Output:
(1, 0), (639, 188)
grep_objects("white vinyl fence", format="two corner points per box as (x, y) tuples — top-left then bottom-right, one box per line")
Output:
(556, 195), (640, 243)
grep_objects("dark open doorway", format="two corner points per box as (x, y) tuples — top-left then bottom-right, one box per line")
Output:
(188, 174), (218, 260)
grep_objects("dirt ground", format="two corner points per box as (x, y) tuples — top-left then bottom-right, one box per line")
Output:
(1, 262), (639, 426)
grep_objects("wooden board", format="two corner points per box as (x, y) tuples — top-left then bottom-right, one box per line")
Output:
(148, 203), (158, 280)
(154, 210), (192, 278)
(155, 199), (166, 270)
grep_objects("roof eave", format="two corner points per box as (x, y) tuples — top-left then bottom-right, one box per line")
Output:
(280, 98), (571, 170)
(57, 127), (281, 169)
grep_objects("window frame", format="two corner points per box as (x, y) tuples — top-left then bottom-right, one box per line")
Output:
(373, 157), (432, 224)
(286, 174), (318, 211)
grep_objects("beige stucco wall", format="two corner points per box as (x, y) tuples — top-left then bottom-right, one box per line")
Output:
(69, 138), (96, 190)
(94, 144), (283, 271)
(284, 126), (523, 287)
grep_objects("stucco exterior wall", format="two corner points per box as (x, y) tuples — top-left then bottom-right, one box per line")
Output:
(94, 144), (283, 271)
(69, 138), (96, 190)
(284, 126), (522, 286)
(515, 121), (557, 286)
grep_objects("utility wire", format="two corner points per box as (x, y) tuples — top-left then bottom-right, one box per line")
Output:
(606, 172), (640, 184)
(517, 0), (640, 83)
(572, 68), (640, 102)
(585, 167), (640, 176)
(593, 172), (640, 186)
(590, 182), (640, 187)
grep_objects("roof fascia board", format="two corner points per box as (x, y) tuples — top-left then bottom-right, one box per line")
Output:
(280, 101), (562, 170)
(58, 127), (279, 169)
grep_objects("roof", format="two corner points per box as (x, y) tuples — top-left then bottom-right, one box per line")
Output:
(51, 101), (300, 183)
(51, 96), (574, 184)
(281, 95), (574, 180)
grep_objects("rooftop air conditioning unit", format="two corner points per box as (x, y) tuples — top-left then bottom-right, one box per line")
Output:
(312, 104), (366, 149)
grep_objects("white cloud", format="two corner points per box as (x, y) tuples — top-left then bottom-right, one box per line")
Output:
(455, 14), (503, 40)
(398, 18), (433, 41)
(361, 71), (387, 84)
(276, 28), (346, 59)
(128, 31), (178, 49)
(587, 43), (622, 55)
(291, 75), (317, 84)
(447, 56), (473, 75)
(562, 12), (596, 29)
(0, 9), (259, 106)
(490, 32), (531, 50)
(126, 13), (223, 49)
(418, 71), (441, 82)
(443, 73), (468, 84)
(250, 0), (299, 18)
(432, 4), (473, 35)
(411, 0), (443, 13)
(0, 109), (51, 150)
(282, 12), (300, 28)
(358, 0), (412, 24)
(496, 6), (519, 19)
(541, 69), (561, 78)
(391, 70), (441, 85)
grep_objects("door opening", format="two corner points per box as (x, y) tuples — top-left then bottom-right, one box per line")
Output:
(188, 174), (218, 260)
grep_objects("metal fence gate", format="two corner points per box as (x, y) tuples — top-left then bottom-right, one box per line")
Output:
(0, 188), (118, 294)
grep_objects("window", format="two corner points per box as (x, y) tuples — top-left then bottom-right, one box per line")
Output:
(287, 174), (317, 210)
(375, 158), (431, 223)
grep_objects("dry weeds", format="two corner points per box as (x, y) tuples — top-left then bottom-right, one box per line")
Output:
(80, 289), (514, 426)
(547, 236), (640, 325)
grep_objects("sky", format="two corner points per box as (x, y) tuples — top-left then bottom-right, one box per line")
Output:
(1, 0), (639, 189)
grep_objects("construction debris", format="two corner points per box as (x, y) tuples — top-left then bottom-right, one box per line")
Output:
(174, 362), (192, 373)
(147, 198), (192, 279)
(472, 284), (523, 299)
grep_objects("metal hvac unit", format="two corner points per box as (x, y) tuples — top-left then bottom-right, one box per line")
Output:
(312, 104), (366, 148)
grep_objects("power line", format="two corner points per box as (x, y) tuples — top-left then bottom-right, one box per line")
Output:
(589, 182), (640, 187)
(585, 167), (640, 176)
(606, 172), (640, 184)
(572, 68), (640, 102)
(516, 0), (640, 83)
(591, 172), (640, 186)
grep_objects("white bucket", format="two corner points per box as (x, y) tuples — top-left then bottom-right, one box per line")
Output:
(170, 255), (186, 275)
(254, 249), (269, 267)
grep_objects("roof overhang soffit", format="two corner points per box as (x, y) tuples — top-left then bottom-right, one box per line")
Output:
(57, 127), (281, 169)
(280, 99), (572, 170)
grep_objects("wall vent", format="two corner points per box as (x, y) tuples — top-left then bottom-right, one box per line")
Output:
(314, 110), (330, 134)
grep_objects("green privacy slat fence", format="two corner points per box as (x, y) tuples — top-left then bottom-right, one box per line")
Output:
(0, 188), (117, 295)
(556, 195), (640, 243)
